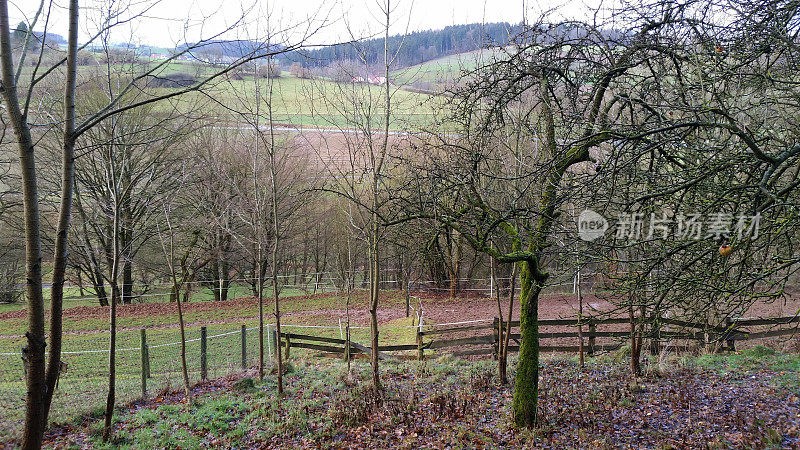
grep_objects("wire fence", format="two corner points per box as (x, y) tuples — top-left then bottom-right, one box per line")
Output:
(0, 312), (447, 443)
(0, 322), (278, 442)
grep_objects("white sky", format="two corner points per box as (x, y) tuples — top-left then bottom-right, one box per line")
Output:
(8, 0), (608, 48)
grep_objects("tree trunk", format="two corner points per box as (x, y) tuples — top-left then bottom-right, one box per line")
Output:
(176, 287), (192, 405)
(512, 262), (541, 428)
(219, 256), (230, 302)
(257, 256), (265, 381)
(211, 258), (221, 302)
(369, 226), (381, 390)
(577, 270), (585, 369)
(502, 265), (516, 384)
(102, 283), (119, 441)
(122, 259), (133, 304)
(267, 71), (284, 395)
(492, 256), (507, 384)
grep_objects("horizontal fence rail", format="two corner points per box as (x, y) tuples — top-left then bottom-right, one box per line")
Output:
(275, 314), (800, 362)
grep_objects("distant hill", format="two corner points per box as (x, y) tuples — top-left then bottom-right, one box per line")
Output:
(35, 31), (66, 46)
(391, 48), (506, 89)
(175, 40), (284, 63)
(284, 22), (520, 69)
(167, 23), (519, 69)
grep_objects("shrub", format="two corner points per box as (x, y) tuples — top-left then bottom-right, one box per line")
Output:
(148, 72), (197, 88)
(257, 63), (282, 79)
(289, 63), (313, 79)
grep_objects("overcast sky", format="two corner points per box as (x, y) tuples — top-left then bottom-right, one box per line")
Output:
(8, 0), (608, 48)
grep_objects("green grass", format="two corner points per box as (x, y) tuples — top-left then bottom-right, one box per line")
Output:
(0, 289), (416, 442)
(79, 357), (497, 449)
(141, 68), (441, 130)
(16, 60), (441, 130)
(696, 345), (800, 393)
(391, 48), (506, 86)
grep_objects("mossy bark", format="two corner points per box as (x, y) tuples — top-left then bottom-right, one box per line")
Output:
(512, 260), (545, 427)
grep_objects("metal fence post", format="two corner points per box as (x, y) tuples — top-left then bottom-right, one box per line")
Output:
(140, 329), (148, 398)
(200, 326), (207, 381)
(241, 324), (247, 370)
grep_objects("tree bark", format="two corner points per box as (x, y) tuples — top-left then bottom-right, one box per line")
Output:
(176, 286), (192, 405)
(513, 261), (542, 427)
(122, 259), (133, 304)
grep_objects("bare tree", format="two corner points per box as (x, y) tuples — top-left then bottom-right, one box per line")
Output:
(0, 0), (323, 444)
(416, 16), (682, 426)
(306, 0), (414, 392)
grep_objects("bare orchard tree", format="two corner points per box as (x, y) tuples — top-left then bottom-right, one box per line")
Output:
(417, 16), (675, 426)
(580, 0), (800, 373)
(218, 52), (312, 388)
(0, 0), (323, 445)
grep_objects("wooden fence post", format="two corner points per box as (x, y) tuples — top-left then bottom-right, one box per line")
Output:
(492, 317), (499, 361)
(416, 328), (424, 361)
(344, 327), (351, 362)
(140, 329), (148, 399)
(588, 320), (596, 356)
(703, 329), (712, 353)
(649, 316), (660, 356)
(268, 325), (276, 359)
(241, 324), (247, 370)
(725, 317), (736, 352)
(200, 326), (207, 381)
(285, 333), (291, 360)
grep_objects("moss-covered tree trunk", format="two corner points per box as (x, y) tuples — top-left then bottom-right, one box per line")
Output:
(513, 260), (546, 427)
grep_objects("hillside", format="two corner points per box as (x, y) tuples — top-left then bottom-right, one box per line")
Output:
(391, 47), (507, 89)
(284, 22), (518, 69)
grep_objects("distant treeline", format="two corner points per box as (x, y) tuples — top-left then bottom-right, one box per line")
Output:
(173, 22), (519, 69)
(285, 22), (520, 68)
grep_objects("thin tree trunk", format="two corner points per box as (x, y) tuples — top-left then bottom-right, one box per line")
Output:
(44, 0), (78, 425)
(577, 270), (584, 368)
(103, 199), (121, 441)
(503, 264), (516, 377)
(492, 255), (507, 384)
(257, 255), (265, 381)
(102, 284), (118, 441)
(369, 222), (381, 391)
(267, 61), (284, 395)
(176, 286), (192, 405)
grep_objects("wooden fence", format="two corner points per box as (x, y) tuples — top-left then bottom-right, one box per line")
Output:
(278, 314), (800, 361)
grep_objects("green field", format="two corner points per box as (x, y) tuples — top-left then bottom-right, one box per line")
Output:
(391, 48), (506, 87)
(17, 58), (443, 130)
(0, 289), (419, 442)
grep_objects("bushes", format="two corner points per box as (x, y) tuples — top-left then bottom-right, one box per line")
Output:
(257, 63), (282, 79)
(148, 72), (197, 88)
(289, 62), (313, 79)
